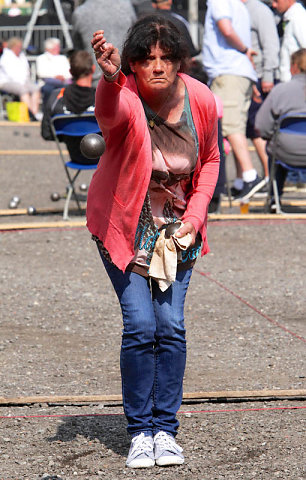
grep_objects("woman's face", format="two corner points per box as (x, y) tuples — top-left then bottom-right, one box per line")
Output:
(129, 42), (180, 98)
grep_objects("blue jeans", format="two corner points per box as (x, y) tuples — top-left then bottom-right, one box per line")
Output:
(99, 251), (193, 437)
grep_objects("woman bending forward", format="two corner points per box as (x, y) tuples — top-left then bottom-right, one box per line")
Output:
(87, 15), (220, 469)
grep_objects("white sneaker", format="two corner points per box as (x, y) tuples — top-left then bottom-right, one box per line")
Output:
(126, 432), (155, 468)
(154, 431), (184, 466)
(35, 112), (43, 121)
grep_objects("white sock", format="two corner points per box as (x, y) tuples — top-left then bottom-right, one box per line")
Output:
(243, 169), (257, 183)
(233, 178), (244, 190)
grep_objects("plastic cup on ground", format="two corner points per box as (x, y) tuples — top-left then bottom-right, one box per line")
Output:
(240, 200), (249, 214)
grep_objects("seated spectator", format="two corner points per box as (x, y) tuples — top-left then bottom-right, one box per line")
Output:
(255, 48), (306, 211)
(36, 37), (72, 108)
(245, 0), (280, 188)
(202, 0), (265, 202)
(41, 50), (97, 165)
(7, 0), (22, 17)
(0, 36), (41, 120)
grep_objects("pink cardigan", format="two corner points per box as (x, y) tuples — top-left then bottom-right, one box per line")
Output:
(86, 72), (220, 272)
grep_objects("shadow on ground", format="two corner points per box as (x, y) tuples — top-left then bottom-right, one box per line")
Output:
(48, 413), (129, 456)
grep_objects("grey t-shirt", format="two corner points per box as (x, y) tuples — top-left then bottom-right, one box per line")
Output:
(71, 0), (136, 86)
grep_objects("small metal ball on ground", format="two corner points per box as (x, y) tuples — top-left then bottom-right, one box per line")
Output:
(12, 196), (21, 204)
(27, 206), (37, 215)
(8, 196), (21, 209)
(79, 183), (88, 192)
(50, 192), (61, 201)
(8, 200), (18, 209)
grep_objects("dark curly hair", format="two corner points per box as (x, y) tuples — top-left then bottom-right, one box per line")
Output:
(121, 15), (189, 75)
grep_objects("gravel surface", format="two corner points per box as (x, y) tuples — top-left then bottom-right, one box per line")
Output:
(0, 122), (305, 479)
(0, 401), (305, 479)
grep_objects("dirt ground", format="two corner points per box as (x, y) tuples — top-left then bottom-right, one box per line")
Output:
(0, 122), (305, 480)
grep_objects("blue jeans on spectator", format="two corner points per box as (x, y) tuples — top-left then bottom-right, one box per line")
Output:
(99, 251), (193, 437)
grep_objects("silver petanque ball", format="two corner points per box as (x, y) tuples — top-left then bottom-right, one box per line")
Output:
(164, 222), (182, 239)
(50, 192), (61, 201)
(80, 134), (106, 159)
(27, 206), (37, 215)
(79, 183), (88, 192)
(8, 200), (18, 209)
(12, 196), (20, 204)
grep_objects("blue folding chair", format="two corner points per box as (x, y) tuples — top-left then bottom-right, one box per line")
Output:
(50, 112), (101, 220)
(267, 112), (306, 214)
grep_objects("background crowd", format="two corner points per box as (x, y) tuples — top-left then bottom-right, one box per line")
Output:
(0, 0), (306, 205)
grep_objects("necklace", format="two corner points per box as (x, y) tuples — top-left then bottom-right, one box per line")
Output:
(145, 87), (173, 129)
(148, 117), (158, 129)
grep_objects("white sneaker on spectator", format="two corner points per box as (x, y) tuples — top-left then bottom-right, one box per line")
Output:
(126, 432), (155, 468)
(35, 112), (43, 121)
(154, 431), (184, 466)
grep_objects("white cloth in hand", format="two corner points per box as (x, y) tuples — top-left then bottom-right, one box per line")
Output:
(149, 223), (192, 291)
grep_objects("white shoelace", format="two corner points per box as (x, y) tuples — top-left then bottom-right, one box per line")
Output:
(154, 431), (183, 453)
(130, 433), (153, 459)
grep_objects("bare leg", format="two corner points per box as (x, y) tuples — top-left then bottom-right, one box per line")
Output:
(252, 137), (269, 178)
(227, 132), (254, 173)
(30, 90), (41, 115)
(233, 153), (243, 179)
(20, 93), (31, 112)
(21, 91), (41, 115)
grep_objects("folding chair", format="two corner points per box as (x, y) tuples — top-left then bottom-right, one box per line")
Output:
(266, 112), (306, 214)
(50, 112), (101, 220)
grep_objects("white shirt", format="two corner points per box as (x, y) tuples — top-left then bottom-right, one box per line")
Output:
(36, 51), (71, 81)
(0, 47), (30, 85)
(280, 2), (306, 82)
(202, 0), (257, 83)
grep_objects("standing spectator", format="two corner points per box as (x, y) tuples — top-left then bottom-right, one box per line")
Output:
(71, 0), (136, 87)
(187, 59), (226, 213)
(36, 38), (72, 109)
(245, 0), (280, 183)
(133, 0), (154, 16)
(272, 0), (306, 82)
(202, 0), (266, 201)
(255, 48), (306, 210)
(151, 0), (199, 57)
(41, 50), (97, 165)
(0, 36), (41, 120)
